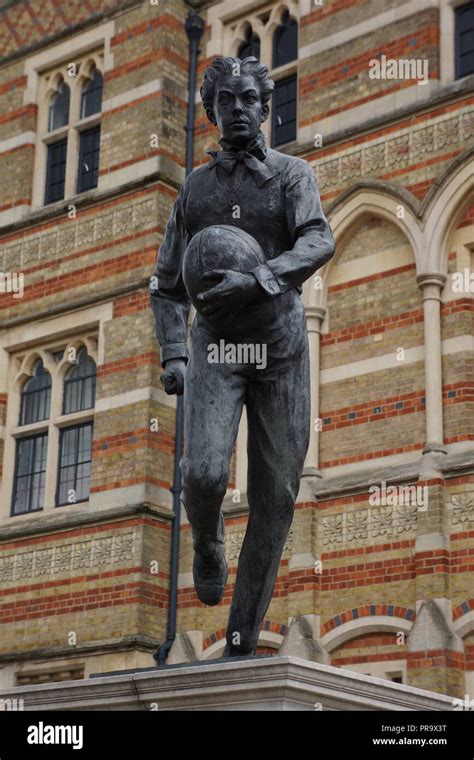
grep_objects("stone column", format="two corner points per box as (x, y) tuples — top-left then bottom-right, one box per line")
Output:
(303, 306), (326, 478)
(416, 273), (447, 456)
(407, 274), (465, 697)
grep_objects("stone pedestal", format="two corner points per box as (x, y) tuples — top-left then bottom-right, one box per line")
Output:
(0, 656), (454, 711)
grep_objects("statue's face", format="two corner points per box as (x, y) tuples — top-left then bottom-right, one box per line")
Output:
(210, 72), (269, 145)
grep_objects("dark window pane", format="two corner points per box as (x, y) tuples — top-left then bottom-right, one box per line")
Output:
(272, 74), (297, 147)
(238, 28), (261, 60)
(12, 434), (48, 515)
(77, 126), (100, 193)
(461, 50), (474, 73)
(45, 138), (67, 204)
(63, 347), (97, 414)
(456, 2), (474, 78)
(19, 359), (51, 425)
(273, 12), (298, 68)
(81, 69), (103, 118)
(49, 81), (70, 131)
(56, 423), (93, 506)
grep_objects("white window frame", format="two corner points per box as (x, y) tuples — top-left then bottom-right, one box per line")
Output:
(0, 302), (111, 524)
(440, 0), (474, 83)
(23, 21), (114, 210)
(207, 1), (300, 148)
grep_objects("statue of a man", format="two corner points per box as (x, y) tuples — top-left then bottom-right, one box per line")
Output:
(150, 56), (334, 657)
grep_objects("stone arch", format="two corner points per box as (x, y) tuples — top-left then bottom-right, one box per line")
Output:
(44, 70), (66, 100)
(453, 601), (474, 638)
(14, 349), (54, 392)
(303, 185), (423, 309)
(78, 56), (103, 81)
(55, 337), (97, 384)
(201, 621), (286, 660)
(321, 606), (415, 652)
(267, 1), (299, 39)
(75, 57), (103, 98)
(424, 149), (474, 274)
(231, 18), (265, 57)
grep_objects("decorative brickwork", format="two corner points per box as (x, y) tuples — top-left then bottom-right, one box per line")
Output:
(0, 0), (473, 698)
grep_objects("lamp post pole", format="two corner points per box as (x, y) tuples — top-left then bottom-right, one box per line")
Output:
(154, 3), (205, 667)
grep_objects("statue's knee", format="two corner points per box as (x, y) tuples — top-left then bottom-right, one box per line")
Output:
(181, 457), (227, 501)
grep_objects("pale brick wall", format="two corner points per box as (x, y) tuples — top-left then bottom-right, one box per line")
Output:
(0, 0), (473, 698)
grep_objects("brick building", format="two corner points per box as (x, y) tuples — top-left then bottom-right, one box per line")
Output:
(0, 0), (473, 699)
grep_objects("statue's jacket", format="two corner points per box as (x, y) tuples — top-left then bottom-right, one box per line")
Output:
(150, 138), (335, 367)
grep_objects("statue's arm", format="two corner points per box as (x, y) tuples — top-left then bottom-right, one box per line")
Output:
(249, 163), (335, 297)
(149, 183), (191, 368)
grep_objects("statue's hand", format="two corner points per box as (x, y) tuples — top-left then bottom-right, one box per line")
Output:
(198, 269), (260, 321)
(160, 359), (186, 395)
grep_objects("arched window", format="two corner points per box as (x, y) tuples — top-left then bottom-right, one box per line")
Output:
(19, 359), (51, 425)
(81, 68), (103, 118)
(456, 2), (474, 79)
(271, 12), (298, 147)
(63, 347), (96, 414)
(42, 58), (103, 205)
(238, 27), (261, 60)
(272, 10), (298, 68)
(48, 80), (70, 131)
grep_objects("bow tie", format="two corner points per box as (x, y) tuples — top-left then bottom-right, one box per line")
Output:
(206, 131), (279, 188)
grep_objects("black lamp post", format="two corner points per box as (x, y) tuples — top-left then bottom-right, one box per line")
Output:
(154, 2), (205, 667)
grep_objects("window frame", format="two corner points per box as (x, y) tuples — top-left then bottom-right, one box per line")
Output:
(63, 346), (97, 415)
(48, 79), (71, 132)
(35, 53), (104, 208)
(225, 2), (299, 149)
(271, 72), (298, 148)
(76, 125), (101, 195)
(11, 432), (49, 516)
(455, 1), (474, 79)
(56, 420), (94, 507)
(4, 337), (98, 519)
(44, 137), (68, 206)
(80, 67), (104, 119)
(19, 359), (52, 426)
(272, 10), (298, 69)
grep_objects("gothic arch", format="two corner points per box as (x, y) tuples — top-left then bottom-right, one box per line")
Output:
(303, 185), (423, 309)
(453, 601), (474, 638)
(423, 149), (474, 274)
(201, 621), (285, 659)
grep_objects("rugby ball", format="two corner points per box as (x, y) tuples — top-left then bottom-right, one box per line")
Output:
(182, 225), (274, 330)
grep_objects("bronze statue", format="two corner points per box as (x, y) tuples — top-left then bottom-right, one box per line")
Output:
(150, 56), (334, 657)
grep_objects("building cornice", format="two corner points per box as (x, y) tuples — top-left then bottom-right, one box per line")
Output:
(0, 168), (182, 239)
(294, 77), (474, 160)
(0, 502), (173, 544)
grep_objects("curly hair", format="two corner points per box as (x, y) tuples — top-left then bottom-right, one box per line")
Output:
(200, 56), (274, 122)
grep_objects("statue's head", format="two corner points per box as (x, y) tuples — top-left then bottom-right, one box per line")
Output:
(200, 56), (274, 146)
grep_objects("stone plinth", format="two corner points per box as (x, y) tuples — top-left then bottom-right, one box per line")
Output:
(0, 656), (454, 711)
